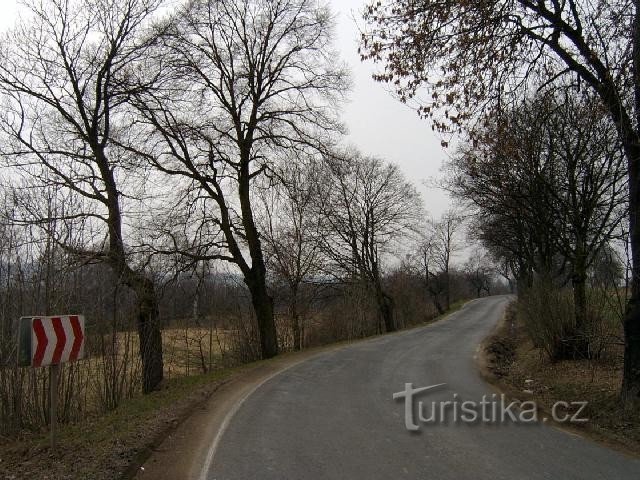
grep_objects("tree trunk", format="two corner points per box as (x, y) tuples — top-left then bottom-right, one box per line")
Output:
(424, 258), (444, 315)
(246, 275), (279, 359)
(237, 143), (279, 359)
(573, 272), (587, 334)
(110, 256), (163, 394)
(445, 269), (451, 310)
(621, 152), (640, 404)
(621, 0), (640, 409)
(97, 148), (164, 394)
(561, 271), (591, 360)
(622, 128), (640, 405)
(381, 296), (395, 332)
(135, 280), (163, 394)
(623, 303), (640, 406)
(374, 284), (396, 333)
(290, 292), (301, 351)
(432, 295), (445, 315)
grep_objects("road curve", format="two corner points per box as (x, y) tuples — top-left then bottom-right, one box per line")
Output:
(206, 296), (640, 480)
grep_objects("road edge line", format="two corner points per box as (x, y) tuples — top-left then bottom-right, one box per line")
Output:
(198, 358), (309, 480)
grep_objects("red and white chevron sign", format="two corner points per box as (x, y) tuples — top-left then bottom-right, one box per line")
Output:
(30, 315), (85, 367)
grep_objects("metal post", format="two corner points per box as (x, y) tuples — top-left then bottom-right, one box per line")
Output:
(50, 363), (59, 452)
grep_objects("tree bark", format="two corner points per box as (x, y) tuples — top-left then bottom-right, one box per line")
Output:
(98, 149), (164, 394)
(115, 261), (164, 394)
(622, 134), (640, 404)
(423, 253), (444, 315)
(236, 139), (279, 359)
(444, 266), (451, 310)
(135, 278), (163, 394)
(433, 297), (445, 315)
(374, 285), (396, 333)
(623, 303), (640, 406)
(371, 252), (396, 332)
(290, 291), (302, 351)
(621, 0), (640, 408)
(246, 275), (278, 359)
(561, 271), (591, 360)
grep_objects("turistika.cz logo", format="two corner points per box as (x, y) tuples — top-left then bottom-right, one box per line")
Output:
(392, 383), (588, 431)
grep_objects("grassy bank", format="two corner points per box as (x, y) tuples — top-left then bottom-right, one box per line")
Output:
(483, 301), (640, 456)
(0, 366), (242, 480)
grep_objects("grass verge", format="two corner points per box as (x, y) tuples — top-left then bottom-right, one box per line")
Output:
(0, 366), (243, 480)
(482, 300), (640, 457)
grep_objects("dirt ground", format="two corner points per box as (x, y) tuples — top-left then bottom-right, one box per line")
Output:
(0, 373), (229, 480)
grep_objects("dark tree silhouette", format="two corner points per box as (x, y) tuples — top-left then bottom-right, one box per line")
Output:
(451, 92), (627, 359)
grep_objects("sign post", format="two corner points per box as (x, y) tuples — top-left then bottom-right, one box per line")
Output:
(16, 315), (85, 453)
(50, 363), (59, 450)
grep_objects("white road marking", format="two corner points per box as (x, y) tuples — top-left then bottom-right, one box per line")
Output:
(199, 360), (310, 480)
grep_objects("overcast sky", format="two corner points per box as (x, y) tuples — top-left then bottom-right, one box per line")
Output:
(0, 0), (453, 217)
(332, 0), (452, 218)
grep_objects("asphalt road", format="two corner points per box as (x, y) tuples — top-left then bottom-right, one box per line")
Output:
(205, 296), (640, 479)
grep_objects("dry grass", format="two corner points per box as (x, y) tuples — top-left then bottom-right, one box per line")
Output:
(102, 327), (233, 378)
(0, 325), (240, 479)
(161, 327), (231, 377)
(0, 366), (236, 480)
(0, 326), (234, 439)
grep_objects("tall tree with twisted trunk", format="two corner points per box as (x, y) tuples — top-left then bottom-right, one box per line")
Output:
(361, 0), (640, 406)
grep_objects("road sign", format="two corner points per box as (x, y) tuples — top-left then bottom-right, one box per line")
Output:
(16, 314), (86, 452)
(17, 315), (85, 368)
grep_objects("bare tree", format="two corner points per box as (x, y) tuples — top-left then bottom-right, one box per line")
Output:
(123, 0), (349, 358)
(451, 91), (627, 358)
(428, 210), (464, 311)
(417, 235), (447, 314)
(493, 255), (515, 294)
(261, 158), (324, 350)
(0, 0), (164, 393)
(318, 150), (423, 333)
(360, 0), (640, 406)
(464, 248), (494, 298)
